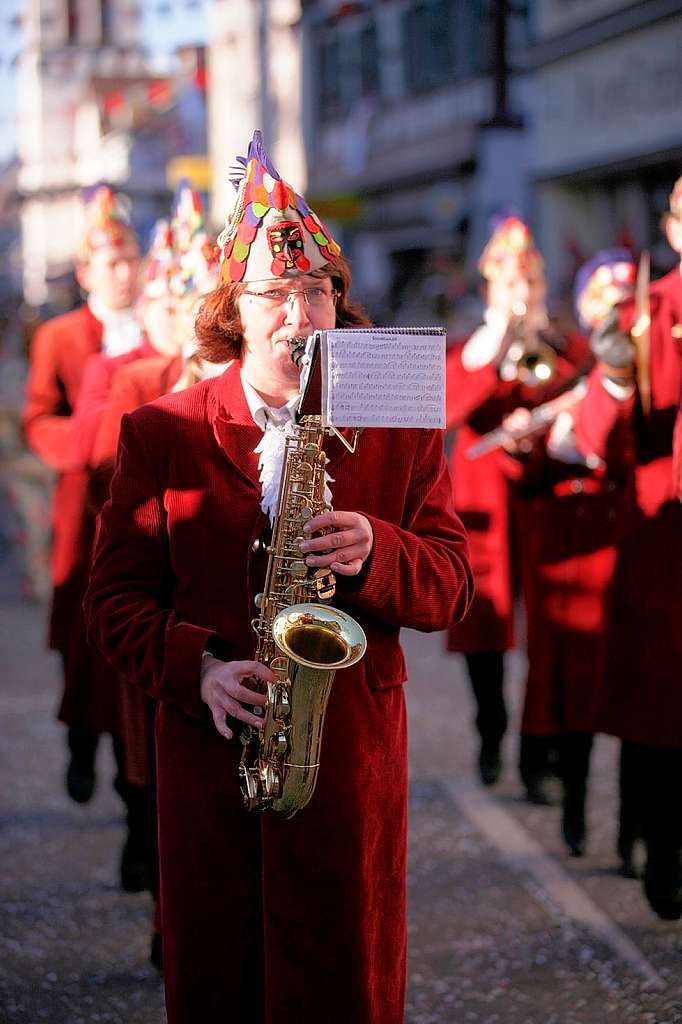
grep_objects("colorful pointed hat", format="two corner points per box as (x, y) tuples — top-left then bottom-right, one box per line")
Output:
(170, 180), (219, 297)
(216, 130), (341, 283)
(573, 248), (636, 332)
(141, 219), (175, 299)
(478, 215), (543, 282)
(78, 184), (136, 260)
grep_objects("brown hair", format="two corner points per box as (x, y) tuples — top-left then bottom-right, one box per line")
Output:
(194, 255), (371, 363)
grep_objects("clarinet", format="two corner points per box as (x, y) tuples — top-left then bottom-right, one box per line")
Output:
(465, 380), (587, 460)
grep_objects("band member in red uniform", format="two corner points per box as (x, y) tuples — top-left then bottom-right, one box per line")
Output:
(445, 216), (585, 799)
(573, 176), (682, 919)
(84, 131), (472, 1023)
(502, 250), (635, 857)
(68, 218), (176, 481)
(88, 185), (220, 969)
(22, 187), (142, 832)
(91, 183), (225, 473)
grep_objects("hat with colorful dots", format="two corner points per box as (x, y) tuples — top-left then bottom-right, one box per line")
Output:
(478, 215), (543, 282)
(170, 180), (219, 298)
(216, 130), (341, 283)
(573, 248), (636, 332)
(77, 184), (137, 260)
(142, 219), (175, 299)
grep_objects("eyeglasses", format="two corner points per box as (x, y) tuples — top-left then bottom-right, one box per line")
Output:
(241, 285), (338, 308)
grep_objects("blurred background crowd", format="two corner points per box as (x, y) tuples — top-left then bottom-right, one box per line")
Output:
(0, 0), (680, 597)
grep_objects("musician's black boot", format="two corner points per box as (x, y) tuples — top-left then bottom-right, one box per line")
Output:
(478, 739), (502, 787)
(112, 737), (154, 893)
(559, 733), (593, 857)
(118, 781), (151, 893)
(520, 734), (559, 805)
(466, 651), (507, 787)
(65, 726), (98, 804)
(616, 740), (642, 876)
(150, 930), (163, 972)
(643, 842), (682, 921)
(638, 743), (682, 920)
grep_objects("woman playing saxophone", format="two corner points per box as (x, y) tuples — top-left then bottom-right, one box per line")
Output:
(84, 131), (472, 1024)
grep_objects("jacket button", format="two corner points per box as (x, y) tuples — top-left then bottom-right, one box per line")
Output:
(252, 538), (266, 554)
(571, 479), (584, 494)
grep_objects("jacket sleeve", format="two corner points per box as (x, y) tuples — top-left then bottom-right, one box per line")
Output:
(84, 412), (219, 722)
(23, 323), (78, 470)
(446, 343), (507, 430)
(91, 365), (141, 469)
(572, 365), (636, 477)
(342, 429), (473, 631)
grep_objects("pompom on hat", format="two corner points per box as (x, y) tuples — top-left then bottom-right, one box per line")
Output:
(573, 248), (636, 332)
(170, 180), (219, 298)
(77, 184), (137, 260)
(478, 214), (543, 282)
(142, 219), (175, 299)
(216, 129), (341, 284)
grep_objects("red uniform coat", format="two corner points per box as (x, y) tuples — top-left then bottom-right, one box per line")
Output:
(445, 330), (590, 653)
(23, 305), (103, 653)
(515, 447), (619, 737)
(84, 362), (472, 1024)
(673, 388), (682, 501)
(91, 352), (183, 786)
(92, 353), (183, 470)
(69, 339), (155, 470)
(574, 268), (682, 749)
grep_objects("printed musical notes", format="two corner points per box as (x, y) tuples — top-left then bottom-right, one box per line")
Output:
(318, 328), (446, 430)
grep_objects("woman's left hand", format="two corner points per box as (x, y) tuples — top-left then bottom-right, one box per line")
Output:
(300, 510), (373, 577)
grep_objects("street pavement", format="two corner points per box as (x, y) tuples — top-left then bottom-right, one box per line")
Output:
(1, 598), (681, 1024)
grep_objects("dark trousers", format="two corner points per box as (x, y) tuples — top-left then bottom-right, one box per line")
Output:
(465, 651), (507, 748)
(558, 732), (593, 796)
(519, 734), (558, 788)
(619, 740), (682, 882)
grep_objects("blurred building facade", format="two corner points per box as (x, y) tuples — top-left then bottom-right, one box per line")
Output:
(17, 0), (208, 308)
(15, 0), (682, 312)
(299, 0), (531, 323)
(529, 0), (682, 294)
(206, 0), (306, 237)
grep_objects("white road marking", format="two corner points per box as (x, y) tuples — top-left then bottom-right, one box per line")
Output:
(446, 780), (666, 992)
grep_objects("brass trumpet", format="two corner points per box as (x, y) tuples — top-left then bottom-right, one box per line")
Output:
(497, 301), (557, 388)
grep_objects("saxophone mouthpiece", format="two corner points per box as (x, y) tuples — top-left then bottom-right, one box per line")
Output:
(286, 335), (310, 367)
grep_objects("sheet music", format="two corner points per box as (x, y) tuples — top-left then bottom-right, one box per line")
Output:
(319, 328), (446, 430)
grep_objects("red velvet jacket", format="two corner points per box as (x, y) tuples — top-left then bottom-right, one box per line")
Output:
(86, 361), (472, 715)
(90, 351), (182, 784)
(84, 361), (472, 1023)
(444, 328), (589, 654)
(514, 442), (620, 736)
(23, 304), (103, 650)
(92, 353), (183, 469)
(574, 267), (682, 748)
(68, 338), (156, 470)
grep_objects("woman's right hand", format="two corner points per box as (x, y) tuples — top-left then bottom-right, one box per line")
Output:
(200, 656), (274, 740)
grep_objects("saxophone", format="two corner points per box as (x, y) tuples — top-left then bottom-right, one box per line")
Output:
(239, 337), (367, 817)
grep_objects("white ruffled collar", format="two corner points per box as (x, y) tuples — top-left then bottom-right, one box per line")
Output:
(240, 369), (332, 524)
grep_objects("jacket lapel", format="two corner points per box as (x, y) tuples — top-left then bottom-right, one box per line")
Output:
(210, 362), (262, 490)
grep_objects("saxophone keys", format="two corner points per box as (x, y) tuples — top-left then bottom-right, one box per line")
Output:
(273, 688), (291, 721)
(290, 560), (307, 576)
